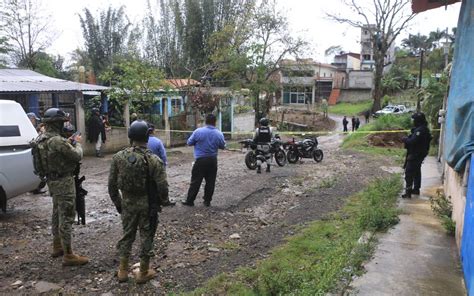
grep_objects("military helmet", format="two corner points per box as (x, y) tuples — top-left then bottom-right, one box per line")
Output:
(411, 112), (427, 126)
(92, 107), (100, 114)
(42, 108), (70, 123)
(128, 120), (150, 142)
(259, 117), (269, 127)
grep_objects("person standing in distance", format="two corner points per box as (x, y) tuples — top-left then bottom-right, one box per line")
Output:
(401, 112), (432, 198)
(181, 114), (226, 207)
(87, 107), (106, 157)
(108, 120), (172, 284)
(147, 124), (168, 167)
(342, 116), (349, 132)
(39, 108), (89, 266)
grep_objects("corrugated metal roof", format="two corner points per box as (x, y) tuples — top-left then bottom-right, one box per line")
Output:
(165, 78), (200, 88)
(0, 69), (108, 93)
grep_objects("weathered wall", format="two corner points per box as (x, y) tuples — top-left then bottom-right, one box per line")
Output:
(444, 163), (468, 250)
(348, 71), (373, 89)
(338, 89), (372, 103)
(233, 112), (255, 134)
(83, 127), (129, 155)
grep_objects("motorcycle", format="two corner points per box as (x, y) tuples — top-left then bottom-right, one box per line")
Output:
(284, 136), (324, 163)
(239, 136), (287, 170)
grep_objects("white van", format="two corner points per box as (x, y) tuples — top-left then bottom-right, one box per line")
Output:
(0, 100), (41, 211)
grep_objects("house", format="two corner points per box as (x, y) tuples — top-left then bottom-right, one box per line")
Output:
(413, 0), (472, 293)
(279, 58), (338, 105)
(332, 52), (361, 72)
(360, 24), (396, 72)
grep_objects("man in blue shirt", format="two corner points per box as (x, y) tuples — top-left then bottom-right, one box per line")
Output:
(147, 124), (167, 167)
(182, 114), (226, 207)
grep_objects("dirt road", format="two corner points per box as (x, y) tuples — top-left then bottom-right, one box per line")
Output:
(0, 119), (393, 295)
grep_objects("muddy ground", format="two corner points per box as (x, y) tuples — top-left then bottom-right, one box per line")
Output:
(0, 119), (396, 295)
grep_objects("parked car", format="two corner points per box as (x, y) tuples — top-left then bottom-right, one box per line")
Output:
(0, 100), (41, 212)
(373, 105), (409, 117)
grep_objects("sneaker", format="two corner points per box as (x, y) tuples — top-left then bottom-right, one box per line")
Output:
(181, 199), (194, 206)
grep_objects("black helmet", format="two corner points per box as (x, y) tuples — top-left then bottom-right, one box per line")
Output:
(128, 120), (150, 142)
(411, 112), (427, 127)
(42, 108), (70, 123)
(92, 107), (100, 114)
(259, 117), (269, 126)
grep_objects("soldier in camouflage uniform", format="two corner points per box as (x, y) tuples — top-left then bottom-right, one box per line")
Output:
(108, 120), (173, 284)
(40, 108), (89, 266)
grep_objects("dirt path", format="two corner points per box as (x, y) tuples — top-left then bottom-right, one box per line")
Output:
(0, 118), (394, 295)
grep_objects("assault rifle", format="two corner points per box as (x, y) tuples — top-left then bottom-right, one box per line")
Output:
(74, 163), (88, 225)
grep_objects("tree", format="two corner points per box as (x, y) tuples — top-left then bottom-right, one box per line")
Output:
(0, 0), (54, 69)
(328, 0), (416, 111)
(0, 36), (11, 67)
(100, 58), (166, 118)
(79, 6), (135, 81)
(401, 33), (432, 55)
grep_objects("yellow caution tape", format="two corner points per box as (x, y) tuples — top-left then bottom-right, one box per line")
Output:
(154, 129), (441, 136)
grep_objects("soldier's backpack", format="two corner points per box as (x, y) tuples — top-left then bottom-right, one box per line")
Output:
(117, 147), (149, 194)
(29, 134), (50, 178)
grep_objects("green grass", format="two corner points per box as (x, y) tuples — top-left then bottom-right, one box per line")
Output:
(342, 114), (412, 164)
(187, 175), (403, 296)
(328, 101), (373, 116)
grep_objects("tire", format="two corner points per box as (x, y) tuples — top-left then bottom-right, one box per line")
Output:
(313, 149), (324, 162)
(0, 188), (6, 213)
(287, 149), (299, 164)
(245, 151), (257, 170)
(274, 150), (287, 167)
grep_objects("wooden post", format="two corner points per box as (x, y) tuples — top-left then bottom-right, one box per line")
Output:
(163, 98), (171, 147)
(124, 101), (130, 128)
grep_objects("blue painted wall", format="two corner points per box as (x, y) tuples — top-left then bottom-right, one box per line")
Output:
(462, 157), (474, 295)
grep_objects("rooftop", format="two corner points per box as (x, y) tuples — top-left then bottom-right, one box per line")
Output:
(0, 69), (108, 93)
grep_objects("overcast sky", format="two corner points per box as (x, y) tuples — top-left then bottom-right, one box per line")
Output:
(44, 0), (461, 64)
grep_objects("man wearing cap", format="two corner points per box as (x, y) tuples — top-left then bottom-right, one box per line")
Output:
(181, 114), (226, 207)
(401, 112), (432, 198)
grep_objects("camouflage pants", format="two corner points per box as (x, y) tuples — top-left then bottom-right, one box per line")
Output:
(118, 208), (156, 260)
(48, 176), (76, 251)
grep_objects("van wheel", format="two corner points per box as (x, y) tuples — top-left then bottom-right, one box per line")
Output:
(0, 188), (6, 212)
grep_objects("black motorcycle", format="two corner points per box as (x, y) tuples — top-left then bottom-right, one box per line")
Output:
(239, 136), (287, 170)
(284, 136), (324, 163)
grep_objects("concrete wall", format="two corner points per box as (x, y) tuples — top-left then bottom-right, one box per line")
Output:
(348, 71), (373, 89)
(233, 112), (255, 134)
(338, 89), (372, 103)
(83, 127), (130, 155)
(444, 163), (469, 250)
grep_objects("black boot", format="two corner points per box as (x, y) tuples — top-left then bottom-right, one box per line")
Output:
(401, 189), (412, 198)
(266, 164), (271, 173)
(96, 150), (103, 158)
(411, 189), (420, 195)
(257, 165), (261, 174)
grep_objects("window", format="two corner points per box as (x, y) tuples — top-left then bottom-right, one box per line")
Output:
(363, 54), (371, 61)
(283, 85), (313, 105)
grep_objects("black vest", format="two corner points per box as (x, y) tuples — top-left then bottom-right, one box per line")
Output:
(256, 126), (272, 143)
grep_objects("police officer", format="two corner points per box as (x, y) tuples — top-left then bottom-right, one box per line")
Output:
(108, 120), (173, 284)
(40, 108), (89, 266)
(253, 117), (272, 174)
(402, 112), (432, 198)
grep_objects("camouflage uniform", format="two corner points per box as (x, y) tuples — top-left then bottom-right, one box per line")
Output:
(43, 124), (83, 253)
(108, 146), (168, 260)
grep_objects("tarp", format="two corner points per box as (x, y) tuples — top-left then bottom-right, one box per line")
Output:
(461, 157), (474, 295)
(444, 0), (474, 172)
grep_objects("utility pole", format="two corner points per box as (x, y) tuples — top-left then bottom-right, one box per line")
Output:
(416, 49), (424, 112)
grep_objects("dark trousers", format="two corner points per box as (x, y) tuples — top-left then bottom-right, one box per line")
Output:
(343, 125), (348, 132)
(405, 158), (423, 191)
(186, 157), (218, 202)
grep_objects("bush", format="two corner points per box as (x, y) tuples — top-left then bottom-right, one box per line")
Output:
(430, 192), (455, 236)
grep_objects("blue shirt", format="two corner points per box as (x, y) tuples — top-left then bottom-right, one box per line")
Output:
(147, 136), (167, 166)
(187, 125), (226, 159)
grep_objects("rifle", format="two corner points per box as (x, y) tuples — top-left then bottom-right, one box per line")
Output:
(74, 164), (88, 225)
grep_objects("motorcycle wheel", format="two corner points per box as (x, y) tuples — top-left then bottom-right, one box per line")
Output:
(287, 150), (299, 164)
(274, 150), (287, 167)
(313, 149), (324, 162)
(245, 151), (257, 170)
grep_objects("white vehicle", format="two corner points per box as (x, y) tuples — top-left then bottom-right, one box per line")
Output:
(374, 105), (408, 117)
(0, 100), (41, 212)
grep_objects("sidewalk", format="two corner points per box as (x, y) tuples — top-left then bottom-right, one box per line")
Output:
(349, 157), (466, 295)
